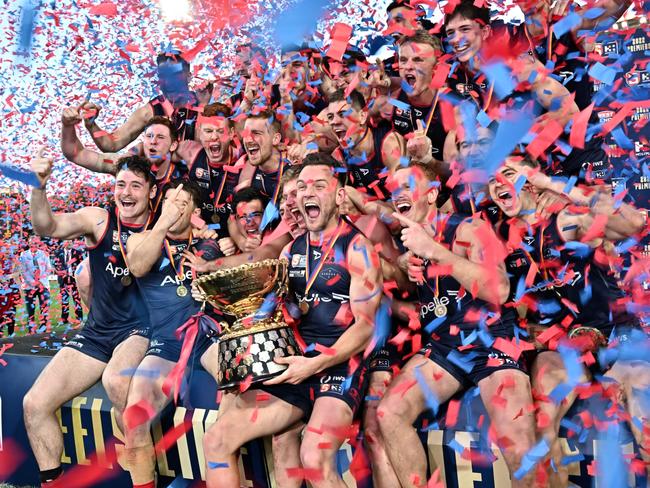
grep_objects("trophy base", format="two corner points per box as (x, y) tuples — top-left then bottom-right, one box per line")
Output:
(217, 325), (301, 390)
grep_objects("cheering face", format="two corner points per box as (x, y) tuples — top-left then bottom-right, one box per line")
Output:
(157, 60), (190, 100)
(398, 42), (437, 99)
(163, 188), (196, 234)
(282, 178), (305, 231)
(391, 167), (437, 224)
(281, 51), (309, 89)
(488, 159), (528, 217)
(296, 165), (343, 233)
(326, 100), (367, 147)
(143, 124), (177, 165)
(198, 118), (232, 163)
(388, 6), (419, 34)
(114, 170), (153, 220)
(235, 200), (264, 238)
(445, 16), (489, 64)
(243, 118), (278, 166)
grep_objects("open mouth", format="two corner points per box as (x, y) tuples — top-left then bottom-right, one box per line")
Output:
(395, 201), (412, 214)
(404, 74), (416, 87)
(455, 44), (470, 56)
(246, 144), (260, 157)
(120, 200), (136, 209)
(303, 201), (321, 220)
(496, 190), (514, 208)
(333, 127), (346, 140)
(209, 143), (222, 158)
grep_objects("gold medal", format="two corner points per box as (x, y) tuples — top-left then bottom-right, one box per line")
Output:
(211, 214), (220, 223)
(121, 275), (133, 287)
(299, 300), (310, 315)
(177, 285), (189, 297)
(434, 303), (447, 318)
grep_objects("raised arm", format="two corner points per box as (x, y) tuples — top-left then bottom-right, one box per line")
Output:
(83, 101), (153, 153)
(30, 149), (107, 244)
(61, 106), (120, 174)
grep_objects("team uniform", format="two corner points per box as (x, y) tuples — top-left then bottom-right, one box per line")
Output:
(250, 157), (289, 204)
(149, 93), (199, 142)
(185, 149), (240, 239)
(65, 207), (151, 362)
(390, 88), (447, 162)
(259, 221), (369, 418)
(136, 236), (223, 362)
(333, 122), (396, 201)
(416, 214), (525, 386)
(499, 214), (640, 362)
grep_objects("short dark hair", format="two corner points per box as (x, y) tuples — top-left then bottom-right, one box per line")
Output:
(232, 187), (269, 212)
(394, 161), (439, 184)
(278, 164), (304, 201)
(201, 103), (232, 127)
(116, 155), (155, 188)
(246, 109), (281, 135)
(164, 179), (202, 208)
(327, 89), (366, 111)
(398, 30), (443, 52)
(156, 51), (190, 72)
(444, 1), (490, 30)
(301, 152), (347, 187)
(144, 116), (178, 141)
(386, 0), (407, 13)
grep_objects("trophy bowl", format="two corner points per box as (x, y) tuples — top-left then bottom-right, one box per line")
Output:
(194, 259), (302, 389)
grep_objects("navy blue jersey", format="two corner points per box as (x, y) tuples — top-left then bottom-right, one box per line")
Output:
(499, 215), (636, 331)
(136, 237), (223, 329)
(150, 162), (189, 218)
(149, 94), (198, 142)
(186, 149), (239, 237)
(339, 122), (394, 201)
(417, 214), (517, 346)
(251, 159), (287, 203)
(287, 222), (360, 348)
(86, 206), (150, 332)
(391, 89), (447, 160)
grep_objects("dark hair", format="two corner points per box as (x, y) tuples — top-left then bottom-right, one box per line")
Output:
(164, 179), (202, 208)
(232, 187), (269, 212)
(278, 164), (304, 201)
(143, 116), (178, 141)
(301, 152), (347, 187)
(201, 103), (232, 127)
(444, 1), (490, 30)
(116, 155), (155, 188)
(386, 1), (407, 13)
(398, 29), (443, 52)
(323, 47), (367, 73)
(247, 109), (281, 135)
(327, 89), (366, 111)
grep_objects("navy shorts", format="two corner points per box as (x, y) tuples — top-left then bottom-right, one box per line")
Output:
(145, 330), (214, 363)
(65, 323), (151, 363)
(367, 344), (401, 373)
(419, 340), (526, 388)
(258, 362), (369, 421)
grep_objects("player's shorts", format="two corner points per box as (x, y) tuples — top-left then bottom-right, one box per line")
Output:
(367, 344), (401, 373)
(598, 324), (649, 370)
(419, 340), (526, 387)
(65, 322), (151, 363)
(145, 328), (214, 363)
(258, 361), (369, 421)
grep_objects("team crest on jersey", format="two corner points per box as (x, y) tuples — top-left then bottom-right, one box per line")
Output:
(195, 168), (206, 179)
(291, 254), (307, 268)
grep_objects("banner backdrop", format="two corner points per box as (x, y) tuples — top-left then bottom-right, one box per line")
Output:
(1, 352), (646, 488)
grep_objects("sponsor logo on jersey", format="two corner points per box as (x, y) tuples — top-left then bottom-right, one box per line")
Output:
(291, 254), (307, 268)
(160, 269), (193, 287)
(105, 261), (130, 278)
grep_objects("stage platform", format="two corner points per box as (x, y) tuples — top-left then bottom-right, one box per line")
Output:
(0, 333), (646, 487)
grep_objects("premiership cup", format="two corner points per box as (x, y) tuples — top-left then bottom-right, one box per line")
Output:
(194, 259), (301, 389)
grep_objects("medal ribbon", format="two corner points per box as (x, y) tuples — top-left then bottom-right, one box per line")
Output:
(116, 208), (153, 269)
(151, 161), (175, 215)
(423, 90), (440, 131)
(270, 156), (286, 206)
(304, 221), (345, 297)
(163, 232), (193, 285)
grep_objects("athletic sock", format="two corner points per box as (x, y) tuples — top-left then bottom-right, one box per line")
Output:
(133, 482), (155, 488)
(39, 465), (63, 485)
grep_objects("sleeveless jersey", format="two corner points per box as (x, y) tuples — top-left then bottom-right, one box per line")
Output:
(186, 149), (239, 238)
(251, 157), (288, 203)
(337, 122), (394, 201)
(499, 214), (636, 330)
(149, 94), (198, 142)
(136, 236), (223, 329)
(287, 222), (360, 348)
(86, 206), (150, 332)
(391, 89), (446, 160)
(417, 214), (517, 346)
